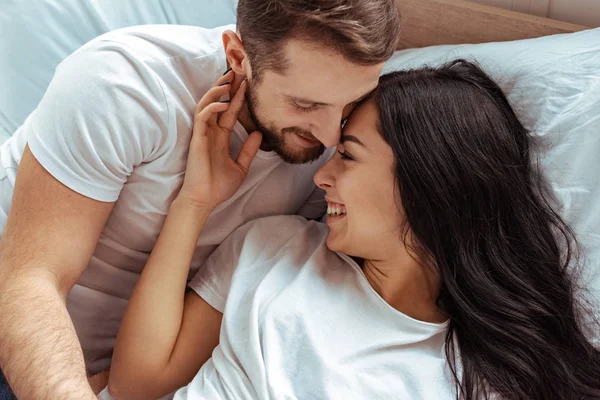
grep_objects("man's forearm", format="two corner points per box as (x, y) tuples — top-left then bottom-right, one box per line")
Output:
(0, 275), (96, 400)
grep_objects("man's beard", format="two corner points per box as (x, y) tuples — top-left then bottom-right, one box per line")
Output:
(245, 82), (325, 164)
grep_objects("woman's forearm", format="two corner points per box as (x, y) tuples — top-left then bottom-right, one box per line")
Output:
(110, 198), (213, 382)
(109, 69), (256, 397)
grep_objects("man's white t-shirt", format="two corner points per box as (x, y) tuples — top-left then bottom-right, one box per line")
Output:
(180, 216), (454, 400)
(0, 25), (331, 374)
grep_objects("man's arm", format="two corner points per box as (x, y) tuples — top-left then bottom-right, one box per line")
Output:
(0, 147), (114, 400)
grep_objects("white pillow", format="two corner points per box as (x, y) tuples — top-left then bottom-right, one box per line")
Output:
(0, 0), (238, 143)
(384, 28), (600, 320)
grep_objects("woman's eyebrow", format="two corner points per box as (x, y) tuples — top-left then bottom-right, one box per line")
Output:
(340, 135), (366, 148)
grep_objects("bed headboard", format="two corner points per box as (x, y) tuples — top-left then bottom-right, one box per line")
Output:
(396, 0), (589, 49)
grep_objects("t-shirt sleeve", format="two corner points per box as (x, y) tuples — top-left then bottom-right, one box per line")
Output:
(187, 220), (259, 313)
(26, 40), (171, 202)
(188, 216), (309, 313)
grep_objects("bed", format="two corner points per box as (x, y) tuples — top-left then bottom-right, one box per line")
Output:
(1, 2), (598, 397)
(1, 0), (598, 328)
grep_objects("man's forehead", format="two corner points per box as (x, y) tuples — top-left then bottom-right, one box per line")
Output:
(264, 67), (379, 106)
(279, 39), (381, 75)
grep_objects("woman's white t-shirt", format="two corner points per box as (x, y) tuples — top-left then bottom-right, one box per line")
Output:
(180, 215), (455, 400)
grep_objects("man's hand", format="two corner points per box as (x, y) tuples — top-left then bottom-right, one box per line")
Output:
(0, 147), (114, 400)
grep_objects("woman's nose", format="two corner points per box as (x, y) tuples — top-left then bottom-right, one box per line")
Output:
(314, 157), (336, 189)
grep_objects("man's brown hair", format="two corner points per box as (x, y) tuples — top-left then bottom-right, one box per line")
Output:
(237, 0), (401, 80)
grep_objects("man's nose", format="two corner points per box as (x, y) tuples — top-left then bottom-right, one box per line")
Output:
(314, 113), (343, 148)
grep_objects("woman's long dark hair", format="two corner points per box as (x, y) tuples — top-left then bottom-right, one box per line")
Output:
(374, 60), (600, 399)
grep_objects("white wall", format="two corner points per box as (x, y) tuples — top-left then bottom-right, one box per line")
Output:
(468, 0), (600, 27)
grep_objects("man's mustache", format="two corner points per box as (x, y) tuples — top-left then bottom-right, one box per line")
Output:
(282, 127), (319, 143)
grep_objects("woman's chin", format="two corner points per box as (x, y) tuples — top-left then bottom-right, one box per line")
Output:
(325, 233), (350, 255)
(325, 234), (342, 253)
(325, 233), (367, 262)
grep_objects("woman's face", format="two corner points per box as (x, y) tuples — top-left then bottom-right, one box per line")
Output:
(314, 99), (404, 260)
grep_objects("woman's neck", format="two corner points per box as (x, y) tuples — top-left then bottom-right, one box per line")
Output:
(361, 254), (447, 324)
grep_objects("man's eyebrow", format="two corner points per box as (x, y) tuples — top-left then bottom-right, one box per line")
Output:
(283, 87), (377, 107)
(284, 95), (329, 107)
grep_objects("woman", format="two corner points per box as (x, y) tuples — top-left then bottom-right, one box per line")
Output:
(104, 60), (600, 400)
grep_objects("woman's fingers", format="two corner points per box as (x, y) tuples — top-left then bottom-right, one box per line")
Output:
(194, 85), (230, 116)
(193, 102), (230, 137)
(218, 79), (248, 131)
(191, 71), (253, 161)
(236, 131), (262, 172)
(194, 69), (234, 114)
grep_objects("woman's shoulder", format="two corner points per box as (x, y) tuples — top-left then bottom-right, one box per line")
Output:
(218, 216), (340, 298)
(237, 215), (328, 246)
(230, 215), (335, 274)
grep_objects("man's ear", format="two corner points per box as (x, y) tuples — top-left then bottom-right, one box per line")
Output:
(222, 30), (250, 77)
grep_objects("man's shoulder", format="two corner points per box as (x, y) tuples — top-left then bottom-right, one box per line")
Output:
(57, 24), (234, 90)
(71, 24), (235, 63)
(51, 23), (234, 118)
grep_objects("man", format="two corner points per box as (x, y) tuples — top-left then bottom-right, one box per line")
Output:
(0, 0), (401, 398)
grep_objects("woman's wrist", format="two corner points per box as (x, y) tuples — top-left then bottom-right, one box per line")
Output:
(167, 196), (215, 241)
(171, 195), (216, 215)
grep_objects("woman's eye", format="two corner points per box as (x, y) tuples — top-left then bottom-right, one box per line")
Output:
(338, 150), (353, 161)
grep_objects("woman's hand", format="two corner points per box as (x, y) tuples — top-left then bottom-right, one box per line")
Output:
(177, 70), (262, 210)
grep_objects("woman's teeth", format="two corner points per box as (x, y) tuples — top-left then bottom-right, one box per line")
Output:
(327, 205), (346, 216)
